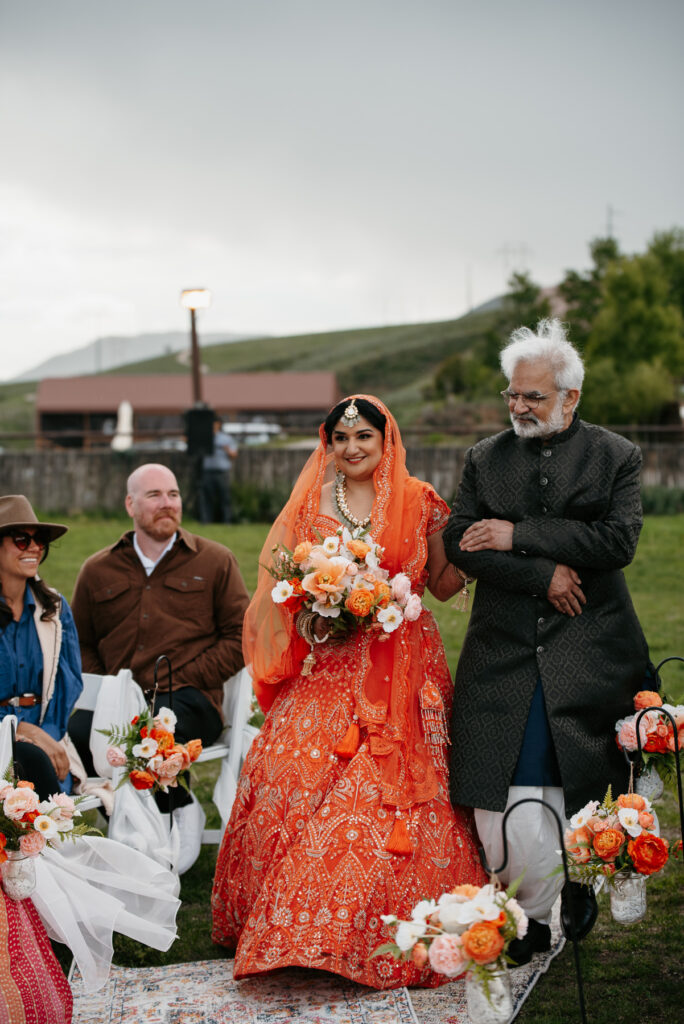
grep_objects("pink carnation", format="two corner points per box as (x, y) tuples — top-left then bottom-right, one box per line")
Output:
(20, 831), (46, 858)
(106, 746), (128, 767)
(428, 933), (468, 977)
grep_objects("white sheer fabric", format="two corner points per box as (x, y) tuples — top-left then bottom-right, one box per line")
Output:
(211, 668), (259, 830)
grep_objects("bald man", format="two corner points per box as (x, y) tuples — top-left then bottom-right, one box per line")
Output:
(69, 463), (250, 869)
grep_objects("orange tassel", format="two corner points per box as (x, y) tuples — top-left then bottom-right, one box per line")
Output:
(385, 815), (412, 855)
(334, 719), (360, 758)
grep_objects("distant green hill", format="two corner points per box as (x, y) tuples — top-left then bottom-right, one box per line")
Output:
(0, 309), (496, 440)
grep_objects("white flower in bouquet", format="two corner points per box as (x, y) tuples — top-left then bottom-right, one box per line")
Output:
(411, 899), (438, 923)
(395, 919), (428, 951)
(570, 800), (600, 830)
(377, 603), (404, 633)
(312, 598), (342, 617)
(154, 707), (178, 732)
(271, 580), (294, 604)
(132, 736), (158, 759)
(618, 806), (646, 838)
(322, 535), (340, 556)
(33, 815), (59, 839)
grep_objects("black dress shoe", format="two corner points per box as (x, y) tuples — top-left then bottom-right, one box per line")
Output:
(560, 881), (598, 940)
(508, 918), (552, 967)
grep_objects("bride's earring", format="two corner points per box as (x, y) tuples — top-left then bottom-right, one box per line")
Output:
(334, 462), (345, 485)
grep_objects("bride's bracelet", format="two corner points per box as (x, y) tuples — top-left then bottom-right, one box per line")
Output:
(296, 609), (330, 645)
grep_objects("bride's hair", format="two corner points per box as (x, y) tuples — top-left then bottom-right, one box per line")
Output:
(323, 397), (387, 443)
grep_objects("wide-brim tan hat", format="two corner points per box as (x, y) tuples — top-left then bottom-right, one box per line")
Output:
(0, 495), (68, 541)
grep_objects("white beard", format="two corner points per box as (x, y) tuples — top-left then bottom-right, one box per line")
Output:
(510, 395), (567, 438)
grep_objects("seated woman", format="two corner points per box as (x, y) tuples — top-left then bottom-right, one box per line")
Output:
(0, 495), (82, 798)
(212, 395), (486, 988)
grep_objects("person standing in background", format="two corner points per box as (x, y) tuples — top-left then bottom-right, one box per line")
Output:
(198, 414), (237, 523)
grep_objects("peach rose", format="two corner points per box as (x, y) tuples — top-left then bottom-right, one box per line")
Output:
(628, 833), (669, 875)
(390, 572), (412, 604)
(156, 752), (186, 779)
(616, 720), (638, 751)
(451, 884), (481, 899)
(150, 728), (175, 752)
(51, 793), (76, 819)
(461, 921), (505, 965)
(106, 746), (128, 767)
(16, 780), (35, 790)
(634, 690), (662, 710)
(345, 589), (375, 617)
(428, 933), (468, 977)
(129, 770), (156, 790)
(293, 541), (313, 564)
(618, 793), (647, 811)
(403, 594), (422, 622)
(20, 831), (46, 858)
(167, 745), (192, 769)
(565, 826), (592, 864)
(593, 827), (626, 861)
(185, 739), (203, 763)
(3, 787), (40, 821)
(411, 941), (429, 968)
(638, 811), (655, 830)
(346, 539), (371, 560)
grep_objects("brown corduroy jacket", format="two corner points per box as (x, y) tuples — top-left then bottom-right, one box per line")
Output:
(71, 528), (250, 719)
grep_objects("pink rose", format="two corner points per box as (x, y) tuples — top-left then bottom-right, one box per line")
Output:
(428, 933), (468, 978)
(156, 752), (185, 779)
(390, 573), (411, 605)
(20, 831), (46, 858)
(106, 746), (128, 767)
(403, 594), (423, 622)
(3, 787), (40, 821)
(617, 720), (638, 752)
(51, 793), (76, 819)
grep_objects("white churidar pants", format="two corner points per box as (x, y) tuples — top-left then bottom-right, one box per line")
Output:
(475, 785), (566, 925)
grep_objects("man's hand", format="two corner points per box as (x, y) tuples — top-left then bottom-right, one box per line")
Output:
(547, 564), (586, 617)
(16, 722), (70, 781)
(459, 519), (514, 552)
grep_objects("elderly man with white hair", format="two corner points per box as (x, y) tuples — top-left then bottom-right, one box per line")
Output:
(444, 319), (654, 964)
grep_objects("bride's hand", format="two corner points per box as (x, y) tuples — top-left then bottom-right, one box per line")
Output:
(313, 615), (332, 641)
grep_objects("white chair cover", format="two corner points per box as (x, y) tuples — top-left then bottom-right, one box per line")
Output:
(212, 668), (259, 829)
(0, 714), (17, 774)
(89, 669), (146, 779)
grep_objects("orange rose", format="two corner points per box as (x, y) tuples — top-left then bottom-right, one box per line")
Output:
(292, 541), (313, 564)
(634, 690), (662, 710)
(373, 581), (391, 608)
(411, 941), (429, 968)
(168, 745), (192, 769)
(130, 770), (156, 790)
(16, 780), (35, 790)
(345, 589), (375, 617)
(627, 833), (669, 875)
(346, 539), (371, 560)
(150, 727), (174, 752)
(461, 922), (505, 965)
(593, 827), (626, 861)
(565, 826), (592, 864)
(638, 811), (655, 830)
(617, 793), (647, 811)
(185, 739), (203, 763)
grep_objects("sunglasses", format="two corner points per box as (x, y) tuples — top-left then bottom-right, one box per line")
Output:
(2, 529), (50, 551)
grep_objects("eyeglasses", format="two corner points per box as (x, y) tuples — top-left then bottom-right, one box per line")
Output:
(500, 389), (558, 409)
(2, 530), (50, 551)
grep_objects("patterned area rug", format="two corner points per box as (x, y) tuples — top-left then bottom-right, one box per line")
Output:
(70, 906), (564, 1024)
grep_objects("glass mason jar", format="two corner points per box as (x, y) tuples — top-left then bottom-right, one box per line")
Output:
(465, 966), (513, 1024)
(1, 849), (37, 900)
(610, 871), (647, 924)
(634, 764), (664, 802)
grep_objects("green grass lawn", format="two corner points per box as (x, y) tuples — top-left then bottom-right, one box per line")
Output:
(44, 514), (684, 1021)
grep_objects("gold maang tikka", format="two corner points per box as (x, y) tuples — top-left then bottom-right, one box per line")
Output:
(340, 398), (360, 427)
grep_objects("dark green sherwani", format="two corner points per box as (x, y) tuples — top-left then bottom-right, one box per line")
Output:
(444, 415), (652, 816)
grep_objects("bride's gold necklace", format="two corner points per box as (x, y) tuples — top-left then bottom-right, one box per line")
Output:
(334, 475), (372, 529)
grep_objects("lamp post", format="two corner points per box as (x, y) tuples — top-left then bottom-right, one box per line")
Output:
(180, 288), (211, 404)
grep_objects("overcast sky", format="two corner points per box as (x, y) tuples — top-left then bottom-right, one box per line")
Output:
(1, 0), (682, 381)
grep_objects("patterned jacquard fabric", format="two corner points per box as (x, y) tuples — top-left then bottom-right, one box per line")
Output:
(212, 497), (486, 988)
(444, 416), (653, 816)
(0, 893), (73, 1023)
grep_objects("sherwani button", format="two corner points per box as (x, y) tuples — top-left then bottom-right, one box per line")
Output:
(540, 477), (548, 486)
(538, 617), (545, 626)
(543, 449), (552, 457)
(536, 645), (544, 654)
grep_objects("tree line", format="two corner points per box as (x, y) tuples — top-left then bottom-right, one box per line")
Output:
(433, 228), (684, 427)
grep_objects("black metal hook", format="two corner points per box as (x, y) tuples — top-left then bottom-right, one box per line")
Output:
(152, 654), (173, 715)
(480, 797), (588, 1024)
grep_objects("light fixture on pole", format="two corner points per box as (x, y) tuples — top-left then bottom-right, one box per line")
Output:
(180, 288), (211, 404)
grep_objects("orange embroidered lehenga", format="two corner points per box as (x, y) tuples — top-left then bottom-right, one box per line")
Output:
(211, 397), (485, 989)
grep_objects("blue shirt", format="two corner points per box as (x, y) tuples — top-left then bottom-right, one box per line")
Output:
(0, 587), (83, 748)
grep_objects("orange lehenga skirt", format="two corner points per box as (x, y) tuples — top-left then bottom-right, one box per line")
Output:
(211, 615), (485, 989)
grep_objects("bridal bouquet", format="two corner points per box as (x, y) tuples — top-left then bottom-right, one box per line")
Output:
(0, 781), (99, 859)
(615, 690), (683, 787)
(267, 525), (423, 636)
(374, 881), (527, 992)
(100, 706), (202, 793)
(563, 786), (673, 885)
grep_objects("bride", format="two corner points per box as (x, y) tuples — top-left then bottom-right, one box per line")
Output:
(212, 395), (485, 988)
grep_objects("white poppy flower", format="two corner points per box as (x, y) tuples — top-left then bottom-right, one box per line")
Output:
(133, 737), (159, 758)
(322, 536), (340, 555)
(377, 603), (404, 633)
(155, 707), (177, 732)
(411, 899), (438, 923)
(271, 580), (294, 604)
(312, 600), (341, 617)
(570, 800), (599, 829)
(618, 807), (643, 838)
(395, 920), (427, 951)
(33, 815), (59, 839)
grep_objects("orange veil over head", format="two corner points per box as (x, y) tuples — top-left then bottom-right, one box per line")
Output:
(243, 395), (449, 810)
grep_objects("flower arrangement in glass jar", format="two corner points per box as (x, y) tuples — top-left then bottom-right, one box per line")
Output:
(99, 706), (202, 792)
(0, 780), (99, 861)
(374, 881), (527, 997)
(267, 525), (423, 636)
(563, 786), (673, 886)
(615, 690), (683, 790)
